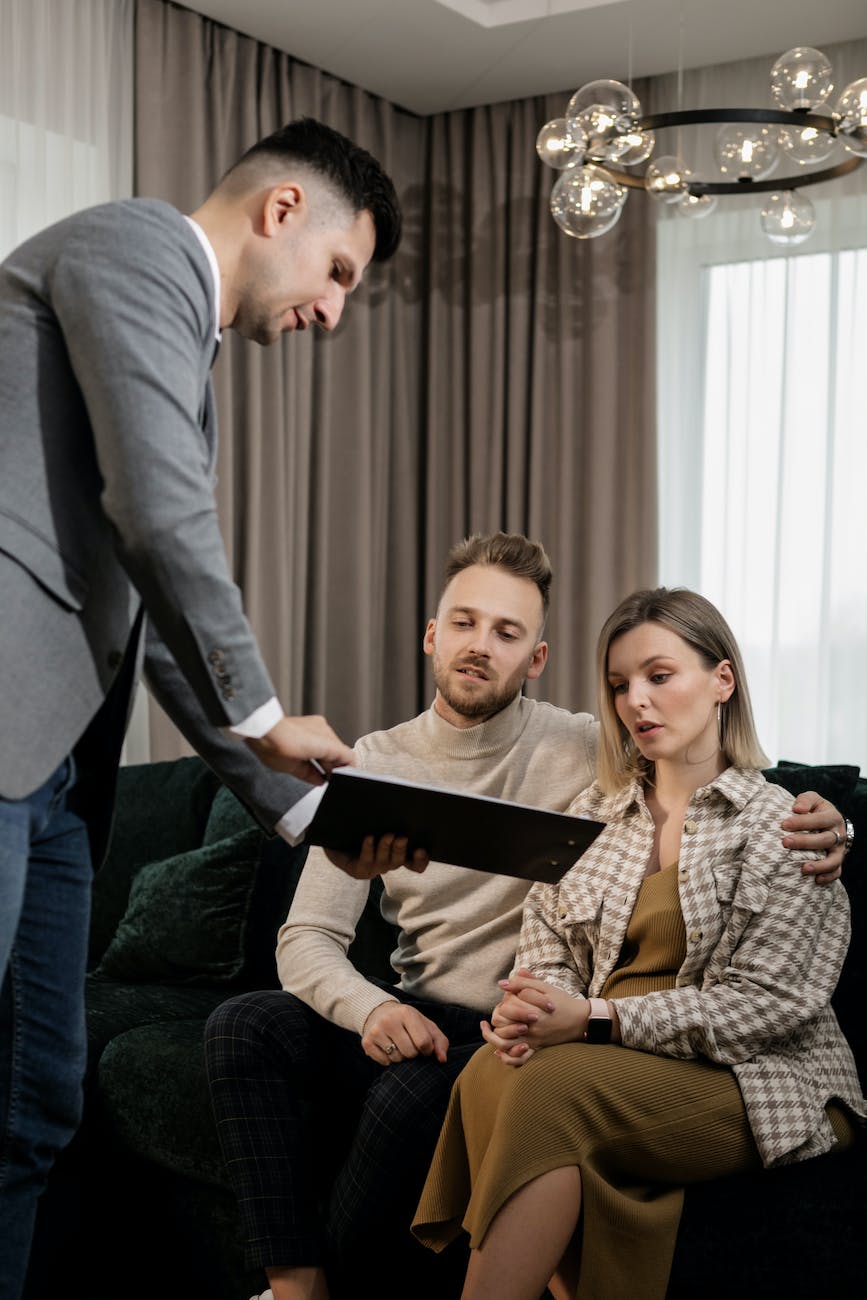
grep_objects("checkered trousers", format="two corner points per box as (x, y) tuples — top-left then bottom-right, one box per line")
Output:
(203, 981), (481, 1291)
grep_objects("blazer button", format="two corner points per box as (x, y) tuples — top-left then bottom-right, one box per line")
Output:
(107, 649), (124, 670)
(684, 819), (698, 834)
(208, 649), (225, 665)
(688, 927), (703, 944)
(222, 687), (235, 700)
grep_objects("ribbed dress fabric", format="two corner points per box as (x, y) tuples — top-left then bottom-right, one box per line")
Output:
(411, 866), (764, 1299)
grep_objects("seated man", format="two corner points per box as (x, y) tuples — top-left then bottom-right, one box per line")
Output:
(204, 532), (848, 1300)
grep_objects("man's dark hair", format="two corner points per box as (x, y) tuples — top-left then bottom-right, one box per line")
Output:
(442, 532), (553, 620)
(227, 116), (401, 262)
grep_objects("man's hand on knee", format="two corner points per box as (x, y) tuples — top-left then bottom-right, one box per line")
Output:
(361, 1002), (449, 1066)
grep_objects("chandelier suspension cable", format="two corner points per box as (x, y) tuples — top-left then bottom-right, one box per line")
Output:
(675, 3), (684, 165)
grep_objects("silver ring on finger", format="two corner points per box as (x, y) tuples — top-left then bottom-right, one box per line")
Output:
(833, 830), (843, 846)
(384, 1041), (398, 1056)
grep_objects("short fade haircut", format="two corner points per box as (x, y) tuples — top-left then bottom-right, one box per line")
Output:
(595, 585), (769, 792)
(441, 532), (553, 624)
(223, 116), (401, 263)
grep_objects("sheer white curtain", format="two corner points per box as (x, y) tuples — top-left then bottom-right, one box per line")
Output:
(0, 0), (133, 257)
(655, 38), (867, 771)
(0, 0), (141, 755)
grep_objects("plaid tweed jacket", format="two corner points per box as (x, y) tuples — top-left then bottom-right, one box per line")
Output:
(515, 766), (866, 1168)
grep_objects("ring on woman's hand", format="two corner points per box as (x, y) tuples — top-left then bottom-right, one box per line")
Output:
(384, 1042), (397, 1056)
(833, 829), (844, 846)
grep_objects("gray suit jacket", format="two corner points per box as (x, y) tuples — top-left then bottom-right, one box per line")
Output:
(0, 198), (306, 839)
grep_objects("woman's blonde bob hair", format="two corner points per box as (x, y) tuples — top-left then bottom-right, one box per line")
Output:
(595, 587), (769, 792)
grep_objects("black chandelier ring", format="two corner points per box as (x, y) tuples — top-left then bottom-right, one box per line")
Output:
(595, 108), (864, 195)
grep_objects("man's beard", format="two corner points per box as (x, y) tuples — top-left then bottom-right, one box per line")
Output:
(432, 654), (527, 721)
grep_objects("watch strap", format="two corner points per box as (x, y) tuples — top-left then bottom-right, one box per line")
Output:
(585, 997), (613, 1044)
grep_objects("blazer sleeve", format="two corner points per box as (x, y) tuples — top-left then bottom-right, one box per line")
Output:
(49, 200), (275, 727)
(143, 617), (311, 832)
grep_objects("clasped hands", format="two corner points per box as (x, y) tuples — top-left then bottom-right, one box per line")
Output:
(481, 969), (617, 1068)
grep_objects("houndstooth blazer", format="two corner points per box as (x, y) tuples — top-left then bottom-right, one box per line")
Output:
(515, 766), (866, 1168)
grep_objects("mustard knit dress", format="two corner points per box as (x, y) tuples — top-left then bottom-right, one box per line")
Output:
(411, 866), (763, 1299)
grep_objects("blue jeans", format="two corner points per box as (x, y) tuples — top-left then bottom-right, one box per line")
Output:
(0, 757), (92, 1300)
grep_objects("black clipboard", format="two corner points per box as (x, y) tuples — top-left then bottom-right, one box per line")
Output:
(304, 766), (604, 884)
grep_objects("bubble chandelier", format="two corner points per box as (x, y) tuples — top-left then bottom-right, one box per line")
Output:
(537, 47), (866, 246)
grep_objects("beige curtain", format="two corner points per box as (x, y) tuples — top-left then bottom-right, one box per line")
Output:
(418, 98), (657, 712)
(135, 0), (656, 755)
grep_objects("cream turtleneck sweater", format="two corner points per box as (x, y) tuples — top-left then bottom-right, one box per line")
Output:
(275, 694), (598, 1034)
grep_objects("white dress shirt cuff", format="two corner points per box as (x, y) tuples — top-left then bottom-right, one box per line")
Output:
(274, 784), (327, 846)
(227, 696), (284, 739)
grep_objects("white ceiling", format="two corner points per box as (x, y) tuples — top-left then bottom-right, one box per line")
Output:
(181, 0), (867, 116)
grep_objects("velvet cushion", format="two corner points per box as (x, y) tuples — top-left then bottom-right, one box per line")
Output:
(97, 1019), (226, 1185)
(91, 827), (264, 985)
(201, 780), (262, 845)
(84, 975), (231, 1070)
(762, 759), (860, 807)
(88, 756), (220, 968)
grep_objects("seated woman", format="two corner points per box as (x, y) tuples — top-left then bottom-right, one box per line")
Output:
(411, 587), (865, 1300)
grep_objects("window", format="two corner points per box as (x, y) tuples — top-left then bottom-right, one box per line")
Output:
(658, 204), (867, 771)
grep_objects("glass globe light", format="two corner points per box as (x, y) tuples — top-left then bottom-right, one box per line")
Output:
(770, 47), (834, 112)
(575, 103), (627, 161)
(607, 118), (655, 166)
(677, 185), (718, 219)
(779, 117), (836, 165)
(835, 78), (867, 158)
(714, 124), (780, 181)
(644, 155), (690, 203)
(550, 164), (626, 239)
(566, 79), (641, 124)
(536, 118), (585, 170)
(760, 191), (816, 245)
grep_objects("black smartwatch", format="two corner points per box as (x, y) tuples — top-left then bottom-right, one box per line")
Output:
(585, 997), (613, 1044)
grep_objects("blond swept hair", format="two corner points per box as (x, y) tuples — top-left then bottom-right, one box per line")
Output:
(441, 532), (552, 625)
(595, 587), (769, 792)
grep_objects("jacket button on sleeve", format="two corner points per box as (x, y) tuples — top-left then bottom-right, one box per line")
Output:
(684, 818), (698, 834)
(688, 927), (703, 944)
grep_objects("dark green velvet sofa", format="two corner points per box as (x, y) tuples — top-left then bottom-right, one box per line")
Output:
(25, 756), (865, 1300)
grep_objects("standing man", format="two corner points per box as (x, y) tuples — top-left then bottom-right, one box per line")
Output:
(0, 117), (401, 1299)
(204, 532), (849, 1300)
